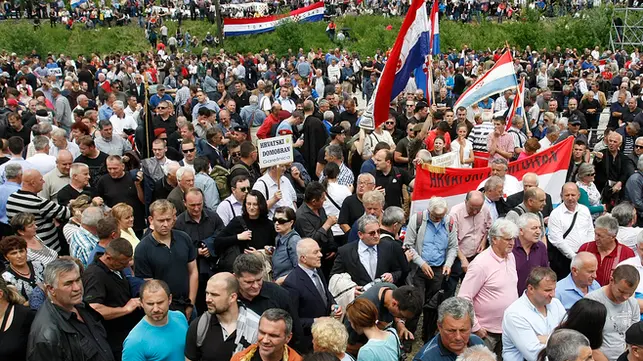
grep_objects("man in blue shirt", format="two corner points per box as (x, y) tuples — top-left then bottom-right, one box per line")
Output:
(123, 280), (188, 360)
(149, 84), (173, 109)
(555, 252), (601, 309)
(414, 297), (484, 361)
(0, 163), (22, 233)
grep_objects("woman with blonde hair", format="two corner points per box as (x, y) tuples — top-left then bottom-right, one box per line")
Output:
(312, 317), (355, 361)
(111, 203), (140, 251)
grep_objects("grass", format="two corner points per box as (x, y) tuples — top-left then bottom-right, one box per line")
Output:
(0, 6), (613, 58)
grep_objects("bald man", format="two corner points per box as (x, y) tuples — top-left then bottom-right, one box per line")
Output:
(40, 149), (73, 201)
(282, 238), (341, 352)
(447, 191), (493, 297)
(6, 169), (71, 252)
(555, 252), (601, 309)
(506, 173), (554, 218)
(184, 272), (260, 361)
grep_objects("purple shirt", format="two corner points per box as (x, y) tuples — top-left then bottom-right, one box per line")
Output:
(512, 240), (549, 295)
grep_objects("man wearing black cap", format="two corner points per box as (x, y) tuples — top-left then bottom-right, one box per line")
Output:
(230, 124), (249, 143)
(619, 322), (643, 361)
(316, 125), (346, 178)
(556, 118), (589, 145)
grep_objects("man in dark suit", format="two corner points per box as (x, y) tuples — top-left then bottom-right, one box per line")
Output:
(482, 176), (510, 221)
(282, 238), (342, 353)
(505, 172), (554, 218)
(129, 74), (146, 105)
(330, 214), (407, 288)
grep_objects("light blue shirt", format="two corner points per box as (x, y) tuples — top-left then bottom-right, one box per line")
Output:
(555, 273), (601, 310)
(98, 104), (113, 121)
(192, 100), (220, 121)
(194, 172), (220, 212)
(421, 219), (449, 266)
(358, 329), (401, 361)
(358, 240), (377, 280)
(0, 181), (21, 223)
(0, 158), (34, 185)
(123, 310), (188, 361)
(485, 196), (499, 222)
(502, 293), (567, 361)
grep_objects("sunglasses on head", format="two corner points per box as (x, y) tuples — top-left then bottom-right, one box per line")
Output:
(182, 148), (196, 153)
(274, 218), (290, 224)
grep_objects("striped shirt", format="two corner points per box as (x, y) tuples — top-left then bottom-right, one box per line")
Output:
(468, 122), (495, 152)
(6, 190), (70, 252)
(578, 241), (635, 286)
(70, 227), (98, 266)
(27, 237), (58, 266)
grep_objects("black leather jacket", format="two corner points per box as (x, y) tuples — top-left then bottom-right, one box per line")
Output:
(27, 301), (114, 361)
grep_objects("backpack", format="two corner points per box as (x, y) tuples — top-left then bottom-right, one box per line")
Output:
(209, 165), (231, 199)
(414, 211), (454, 235)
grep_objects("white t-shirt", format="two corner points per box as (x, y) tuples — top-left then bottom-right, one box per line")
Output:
(323, 182), (352, 236)
(450, 139), (473, 168)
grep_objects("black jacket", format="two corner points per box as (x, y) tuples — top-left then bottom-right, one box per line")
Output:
(27, 301), (114, 361)
(330, 239), (407, 287)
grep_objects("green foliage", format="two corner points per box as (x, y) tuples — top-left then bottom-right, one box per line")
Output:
(0, 7), (614, 58)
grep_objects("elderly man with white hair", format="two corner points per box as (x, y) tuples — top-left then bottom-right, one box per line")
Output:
(555, 252), (601, 310)
(612, 202), (642, 252)
(108, 100), (137, 137)
(458, 218), (519, 357)
(541, 329), (592, 361)
(167, 166), (194, 215)
(50, 127), (80, 159)
(404, 196), (458, 341)
(240, 94), (267, 129)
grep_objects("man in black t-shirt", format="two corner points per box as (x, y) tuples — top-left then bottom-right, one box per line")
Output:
(57, 163), (95, 206)
(338, 173), (376, 234)
(372, 149), (413, 208)
(75, 135), (108, 188)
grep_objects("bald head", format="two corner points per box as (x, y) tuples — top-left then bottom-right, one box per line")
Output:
(56, 149), (73, 176)
(22, 169), (44, 193)
(296, 238), (319, 258)
(465, 190), (485, 216)
(167, 162), (180, 176)
(522, 173), (539, 190)
(207, 272), (239, 296)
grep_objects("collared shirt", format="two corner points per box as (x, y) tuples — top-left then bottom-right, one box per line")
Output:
(108, 114), (138, 136)
(27, 153), (56, 175)
(578, 241), (635, 286)
(458, 247), (518, 333)
(414, 333), (485, 361)
(70, 227), (99, 266)
(512, 241), (549, 295)
(39, 167), (71, 201)
(216, 195), (244, 226)
(50, 140), (81, 159)
(358, 240), (378, 280)
(555, 273), (601, 309)
(0, 180), (20, 223)
(548, 203), (594, 259)
(98, 104), (114, 121)
(487, 132), (514, 162)
(484, 196), (499, 222)
(54, 302), (115, 361)
(502, 294), (567, 361)
(319, 163), (354, 188)
(0, 157), (34, 184)
(94, 135), (132, 156)
(195, 172), (221, 212)
(252, 173), (297, 219)
(449, 202), (492, 258)
(422, 219), (450, 266)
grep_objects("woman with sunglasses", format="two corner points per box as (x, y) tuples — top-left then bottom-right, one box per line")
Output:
(576, 163), (605, 217)
(215, 190), (277, 273)
(272, 206), (302, 283)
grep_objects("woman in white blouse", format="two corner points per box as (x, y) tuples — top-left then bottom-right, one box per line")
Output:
(451, 124), (474, 168)
(322, 162), (352, 242)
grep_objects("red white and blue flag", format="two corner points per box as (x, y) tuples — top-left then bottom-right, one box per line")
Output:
(372, 0), (431, 128)
(453, 51), (518, 110)
(223, 2), (325, 37)
(505, 77), (525, 131)
(414, 1), (440, 104)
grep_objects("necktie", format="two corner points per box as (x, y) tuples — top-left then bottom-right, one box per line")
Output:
(367, 246), (377, 280)
(312, 271), (328, 305)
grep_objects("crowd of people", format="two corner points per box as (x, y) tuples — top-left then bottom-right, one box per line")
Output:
(3, 23), (643, 361)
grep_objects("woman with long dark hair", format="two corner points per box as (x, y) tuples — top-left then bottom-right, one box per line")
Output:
(215, 190), (277, 273)
(0, 278), (34, 361)
(556, 298), (608, 361)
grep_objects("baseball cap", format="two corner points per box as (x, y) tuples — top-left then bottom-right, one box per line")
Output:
(6, 99), (18, 107)
(626, 322), (643, 346)
(330, 125), (345, 135)
(569, 118), (581, 126)
(157, 84), (166, 91)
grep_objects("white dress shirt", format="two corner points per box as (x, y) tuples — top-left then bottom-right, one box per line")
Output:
(252, 173), (297, 219)
(216, 194), (244, 226)
(548, 203), (594, 259)
(502, 294), (566, 361)
(477, 174), (522, 197)
(109, 114), (138, 137)
(27, 153), (57, 175)
(50, 141), (80, 159)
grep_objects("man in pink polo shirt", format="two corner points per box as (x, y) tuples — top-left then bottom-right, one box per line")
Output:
(458, 218), (520, 358)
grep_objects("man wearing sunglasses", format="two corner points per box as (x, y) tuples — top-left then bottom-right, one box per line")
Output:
(152, 100), (178, 136)
(217, 175), (250, 226)
(180, 140), (198, 172)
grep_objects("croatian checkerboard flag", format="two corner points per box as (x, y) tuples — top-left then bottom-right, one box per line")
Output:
(414, 1), (440, 103)
(453, 51), (518, 110)
(372, 0), (431, 128)
(505, 77), (525, 131)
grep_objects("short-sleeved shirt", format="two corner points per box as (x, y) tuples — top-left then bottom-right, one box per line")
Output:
(134, 230), (197, 302)
(123, 310), (188, 361)
(185, 313), (239, 361)
(83, 259), (142, 354)
(578, 241), (635, 286)
(372, 167), (412, 208)
(338, 194), (364, 228)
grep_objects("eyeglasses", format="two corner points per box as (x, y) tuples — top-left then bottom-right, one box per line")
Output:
(406, 104), (415, 107)
(182, 148), (196, 153)
(274, 218), (290, 224)
(365, 230), (380, 237)
(238, 186), (250, 193)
